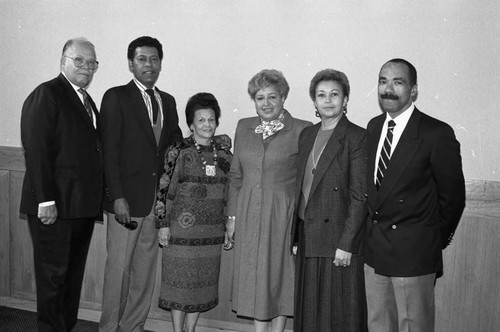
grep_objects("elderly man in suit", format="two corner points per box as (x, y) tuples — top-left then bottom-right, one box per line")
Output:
(99, 36), (182, 332)
(364, 58), (466, 332)
(20, 37), (102, 332)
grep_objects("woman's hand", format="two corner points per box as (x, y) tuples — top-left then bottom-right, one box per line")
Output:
(224, 216), (235, 250)
(333, 248), (352, 267)
(158, 227), (171, 247)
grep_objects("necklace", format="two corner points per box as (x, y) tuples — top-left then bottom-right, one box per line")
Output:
(193, 137), (218, 176)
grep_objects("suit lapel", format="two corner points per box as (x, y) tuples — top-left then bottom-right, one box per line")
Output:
(308, 115), (349, 202)
(158, 90), (168, 149)
(58, 74), (95, 129)
(367, 114), (384, 203)
(295, 123), (319, 206)
(87, 94), (99, 127)
(126, 81), (157, 147)
(375, 110), (422, 207)
(245, 115), (264, 146)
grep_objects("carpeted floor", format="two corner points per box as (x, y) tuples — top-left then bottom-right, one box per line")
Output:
(0, 305), (155, 332)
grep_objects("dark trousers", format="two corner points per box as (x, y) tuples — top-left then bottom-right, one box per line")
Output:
(28, 215), (95, 332)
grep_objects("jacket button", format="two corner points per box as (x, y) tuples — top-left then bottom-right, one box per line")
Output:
(375, 211), (379, 215)
(392, 225), (397, 229)
(373, 220), (378, 224)
(334, 187), (338, 191)
(399, 199), (404, 203)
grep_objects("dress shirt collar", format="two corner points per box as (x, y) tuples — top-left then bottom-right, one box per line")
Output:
(133, 78), (156, 93)
(62, 71), (87, 103)
(373, 103), (415, 183)
(384, 102), (415, 131)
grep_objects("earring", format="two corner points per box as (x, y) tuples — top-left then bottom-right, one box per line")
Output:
(315, 110), (321, 118)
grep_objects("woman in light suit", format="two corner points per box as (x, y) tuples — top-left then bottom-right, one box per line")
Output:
(291, 69), (368, 332)
(226, 69), (311, 332)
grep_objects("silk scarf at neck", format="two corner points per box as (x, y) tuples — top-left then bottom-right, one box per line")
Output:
(255, 111), (285, 139)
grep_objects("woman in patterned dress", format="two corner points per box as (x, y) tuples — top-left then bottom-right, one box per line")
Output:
(156, 92), (232, 332)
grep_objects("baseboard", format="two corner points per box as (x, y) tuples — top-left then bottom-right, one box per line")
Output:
(0, 297), (284, 332)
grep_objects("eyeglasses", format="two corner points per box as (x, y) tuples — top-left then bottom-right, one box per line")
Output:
(64, 56), (99, 70)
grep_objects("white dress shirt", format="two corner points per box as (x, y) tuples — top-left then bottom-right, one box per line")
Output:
(373, 103), (415, 184)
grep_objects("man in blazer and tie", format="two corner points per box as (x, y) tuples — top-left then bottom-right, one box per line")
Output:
(20, 37), (103, 332)
(364, 58), (466, 332)
(99, 36), (182, 332)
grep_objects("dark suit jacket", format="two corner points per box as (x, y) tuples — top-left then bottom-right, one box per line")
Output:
(20, 74), (103, 219)
(100, 80), (182, 217)
(364, 108), (465, 277)
(291, 115), (367, 257)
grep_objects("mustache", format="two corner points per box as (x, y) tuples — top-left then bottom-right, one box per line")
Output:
(380, 93), (399, 100)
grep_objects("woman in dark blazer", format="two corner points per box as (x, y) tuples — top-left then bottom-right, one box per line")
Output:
(291, 69), (368, 331)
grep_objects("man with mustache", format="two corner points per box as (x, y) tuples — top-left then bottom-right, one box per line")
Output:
(364, 58), (465, 332)
(99, 36), (182, 331)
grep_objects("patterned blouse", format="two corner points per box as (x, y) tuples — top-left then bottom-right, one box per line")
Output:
(155, 134), (232, 228)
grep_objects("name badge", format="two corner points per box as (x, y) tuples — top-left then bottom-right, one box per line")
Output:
(206, 165), (216, 177)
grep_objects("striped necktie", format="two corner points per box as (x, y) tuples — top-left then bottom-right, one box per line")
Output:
(78, 88), (94, 122)
(145, 89), (159, 123)
(375, 120), (396, 189)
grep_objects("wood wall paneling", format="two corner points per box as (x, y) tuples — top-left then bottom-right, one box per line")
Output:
(435, 179), (500, 332)
(0, 170), (10, 297)
(9, 171), (36, 300)
(436, 214), (500, 331)
(0, 146), (25, 171)
(2, 146), (500, 332)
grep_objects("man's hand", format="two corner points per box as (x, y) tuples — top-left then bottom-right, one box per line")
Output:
(113, 198), (138, 230)
(114, 198), (130, 224)
(38, 205), (58, 225)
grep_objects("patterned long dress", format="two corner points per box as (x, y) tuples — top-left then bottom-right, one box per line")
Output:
(156, 135), (232, 312)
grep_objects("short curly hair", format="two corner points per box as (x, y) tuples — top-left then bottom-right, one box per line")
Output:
(185, 92), (221, 128)
(247, 69), (290, 100)
(127, 36), (163, 61)
(309, 69), (350, 101)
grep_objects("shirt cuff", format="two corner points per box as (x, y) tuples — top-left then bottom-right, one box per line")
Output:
(39, 201), (56, 207)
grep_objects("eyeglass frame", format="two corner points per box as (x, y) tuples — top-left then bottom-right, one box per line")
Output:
(63, 55), (99, 70)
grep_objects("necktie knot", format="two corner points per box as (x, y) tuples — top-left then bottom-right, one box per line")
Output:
(388, 120), (396, 130)
(78, 88), (87, 97)
(145, 89), (159, 123)
(145, 88), (155, 98)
